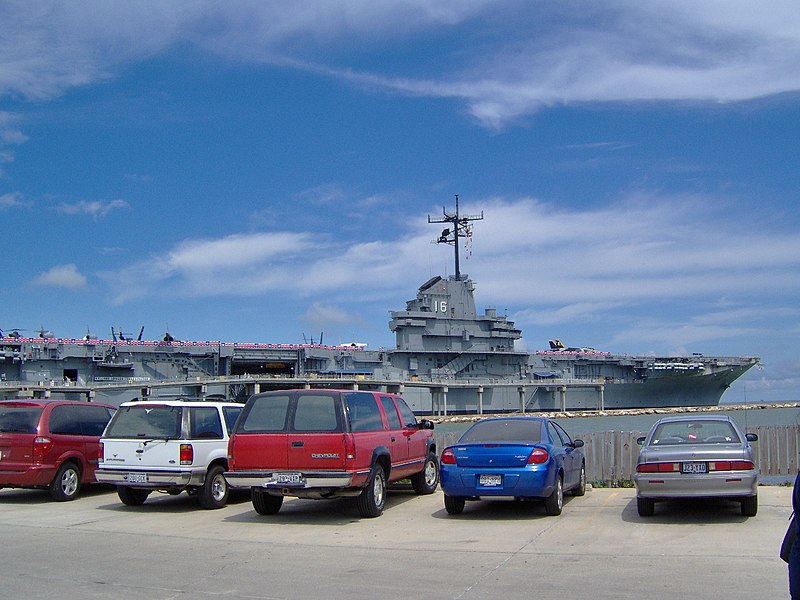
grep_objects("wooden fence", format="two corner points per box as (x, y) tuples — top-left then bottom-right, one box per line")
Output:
(434, 424), (800, 485)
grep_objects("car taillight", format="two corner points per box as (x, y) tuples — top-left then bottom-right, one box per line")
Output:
(527, 448), (549, 464)
(98, 441), (104, 462)
(709, 460), (755, 471)
(33, 437), (52, 464)
(636, 462), (679, 473)
(440, 448), (456, 465)
(180, 443), (193, 465)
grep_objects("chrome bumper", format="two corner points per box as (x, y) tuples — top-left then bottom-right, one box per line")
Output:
(224, 470), (355, 490)
(95, 468), (206, 488)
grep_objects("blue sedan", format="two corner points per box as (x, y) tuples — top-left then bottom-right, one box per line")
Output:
(439, 417), (585, 516)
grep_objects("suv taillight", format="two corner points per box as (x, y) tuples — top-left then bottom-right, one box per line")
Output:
(227, 438), (235, 471)
(33, 437), (52, 464)
(180, 443), (193, 465)
(343, 433), (355, 467)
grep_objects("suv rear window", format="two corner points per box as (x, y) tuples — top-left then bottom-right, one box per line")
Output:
(293, 394), (341, 432)
(104, 405), (182, 439)
(189, 406), (223, 439)
(240, 394), (291, 433)
(346, 392), (384, 432)
(0, 405), (42, 433)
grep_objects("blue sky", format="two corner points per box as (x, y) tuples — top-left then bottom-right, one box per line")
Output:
(1, 1), (799, 403)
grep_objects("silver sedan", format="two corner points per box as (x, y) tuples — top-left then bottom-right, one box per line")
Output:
(633, 415), (758, 517)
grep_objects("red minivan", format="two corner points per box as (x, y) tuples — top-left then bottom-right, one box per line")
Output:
(0, 399), (116, 501)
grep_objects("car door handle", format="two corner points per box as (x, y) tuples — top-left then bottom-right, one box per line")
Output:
(291, 441), (304, 448)
(391, 436), (396, 442)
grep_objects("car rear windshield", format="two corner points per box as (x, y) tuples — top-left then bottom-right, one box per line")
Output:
(104, 405), (182, 439)
(650, 420), (741, 445)
(0, 405), (43, 433)
(459, 419), (543, 444)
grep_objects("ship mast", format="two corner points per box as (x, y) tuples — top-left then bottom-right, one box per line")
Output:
(428, 194), (483, 281)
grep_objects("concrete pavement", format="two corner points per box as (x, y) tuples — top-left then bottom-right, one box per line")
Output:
(0, 483), (792, 599)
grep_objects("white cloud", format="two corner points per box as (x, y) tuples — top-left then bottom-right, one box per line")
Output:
(31, 264), (88, 289)
(0, 192), (27, 208)
(100, 194), (800, 357)
(57, 199), (130, 219)
(302, 302), (360, 328)
(2, 2), (799, 128)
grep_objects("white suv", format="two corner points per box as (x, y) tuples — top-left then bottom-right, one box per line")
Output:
(96, 400), (244, 509)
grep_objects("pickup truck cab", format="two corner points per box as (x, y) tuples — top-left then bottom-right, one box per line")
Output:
(96, 399), (244, 509)
(224, 389), (438, 517)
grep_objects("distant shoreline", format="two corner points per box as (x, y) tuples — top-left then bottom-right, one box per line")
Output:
(430, 401), (800, 424)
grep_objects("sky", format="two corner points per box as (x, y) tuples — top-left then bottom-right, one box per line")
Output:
(1, 1), (799, 403)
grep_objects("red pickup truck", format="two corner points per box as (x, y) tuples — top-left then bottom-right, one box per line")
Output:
(224, 389), (438, 517)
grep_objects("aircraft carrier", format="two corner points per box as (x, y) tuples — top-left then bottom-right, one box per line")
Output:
(0, 200), (759, 412)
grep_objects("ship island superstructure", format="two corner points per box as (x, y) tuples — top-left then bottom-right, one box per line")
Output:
(0, 200), (758, 412)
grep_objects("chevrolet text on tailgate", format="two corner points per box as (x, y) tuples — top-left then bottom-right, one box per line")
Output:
(224, 389), (439, 517)
(96, 400), (244, 509)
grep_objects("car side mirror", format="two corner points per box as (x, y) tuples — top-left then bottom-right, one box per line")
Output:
(636, 436), (646, 445)
(419, 419), (435, 430)
(571, 439), (584, 448)
(746, 433), (758, 442)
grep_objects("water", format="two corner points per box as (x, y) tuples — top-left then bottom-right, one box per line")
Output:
(434, 404), (800, 439)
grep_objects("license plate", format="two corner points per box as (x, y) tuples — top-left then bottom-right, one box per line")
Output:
(681, 462), (707, 474)
(479, 474), (502, 487)
(275, 472), (304, 485)
(127, 472), (148, 483)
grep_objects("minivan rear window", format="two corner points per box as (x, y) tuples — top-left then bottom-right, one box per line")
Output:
(0, 406), (42, 434)
(104, 405), (181, 439)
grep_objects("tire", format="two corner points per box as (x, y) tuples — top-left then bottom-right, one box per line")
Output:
(444, 494), (465, 515)
(637, 496), (655, 517)
(544, 473), (563, 516)
(357, 464), (386, 518)
(50, 462), (81, 501)
(741, 495), (758, 517)
(572, 463), (586, 497)
(197, 464), (229, 510)
(117, 486), (150, 506)
(252, 490), (283, 515)
(411, 452), (439, 495)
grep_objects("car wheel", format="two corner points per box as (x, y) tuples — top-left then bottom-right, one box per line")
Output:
(444, 494), (465, 515)
(741, 495), (758, 517)
(50, 462), (81, 501)
(117, 486), (150, 506)
(572, 463), (586, 497)
(252, 490), (283, 515)
(544, 474), (563, 516)
(357, 463), (386, 518)
(637, 497), (655, 517)
(198, 465), (229, 510)
(411, 452), (439, 495)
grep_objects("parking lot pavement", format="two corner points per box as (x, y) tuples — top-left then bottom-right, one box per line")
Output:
(0, 484), (793, 600)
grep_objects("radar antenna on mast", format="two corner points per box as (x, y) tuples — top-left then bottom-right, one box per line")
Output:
(428, 194), (483, 281)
